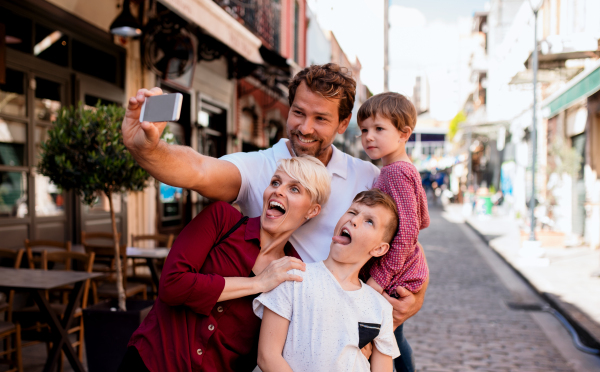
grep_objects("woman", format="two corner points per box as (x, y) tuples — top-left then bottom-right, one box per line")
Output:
(120, 156), (331, 372)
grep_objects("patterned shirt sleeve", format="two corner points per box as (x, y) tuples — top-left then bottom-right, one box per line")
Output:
(370, 163), (429, 295)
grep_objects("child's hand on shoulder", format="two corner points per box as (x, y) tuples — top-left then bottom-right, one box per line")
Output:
(366, 277), (384, 294)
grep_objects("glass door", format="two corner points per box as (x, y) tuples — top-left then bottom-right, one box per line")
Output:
(0, 65), (71, 247)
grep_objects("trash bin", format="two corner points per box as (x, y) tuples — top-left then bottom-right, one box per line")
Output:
(477, 195), (493, 215)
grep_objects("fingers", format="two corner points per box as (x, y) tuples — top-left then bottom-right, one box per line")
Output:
(287, 274), (304, 282)
(273, 256), (306, 271)
(396, 286), (412, 298)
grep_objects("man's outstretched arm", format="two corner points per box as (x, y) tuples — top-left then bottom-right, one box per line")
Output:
(123, 88), (241, 201)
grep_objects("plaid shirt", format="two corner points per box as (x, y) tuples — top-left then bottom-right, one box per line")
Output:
(366, 161), (430, 296)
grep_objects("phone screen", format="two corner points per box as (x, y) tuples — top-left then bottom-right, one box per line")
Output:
(141, 93), (182, 122)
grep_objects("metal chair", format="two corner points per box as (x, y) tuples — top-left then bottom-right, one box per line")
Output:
(0, 249), (24, 372)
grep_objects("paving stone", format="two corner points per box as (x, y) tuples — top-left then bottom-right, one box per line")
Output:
(404, 205), (575, 372)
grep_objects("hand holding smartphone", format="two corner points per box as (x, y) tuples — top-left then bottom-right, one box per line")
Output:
(139, 93), (183, 122)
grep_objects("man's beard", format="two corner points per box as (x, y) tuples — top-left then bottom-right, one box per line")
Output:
(288, 130), (327, 158)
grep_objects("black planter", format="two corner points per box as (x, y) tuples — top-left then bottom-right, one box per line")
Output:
(83, 299), (154, 372)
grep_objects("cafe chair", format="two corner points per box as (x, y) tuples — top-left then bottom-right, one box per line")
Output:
(129, 234), (174, 295)
(81, 232), (147, 303)
(0, 249), (24, 372)
(24, 239), (71, 270)
(12, 251), (96, 369)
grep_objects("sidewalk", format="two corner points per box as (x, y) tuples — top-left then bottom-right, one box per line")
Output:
(446, 203), (600, 346)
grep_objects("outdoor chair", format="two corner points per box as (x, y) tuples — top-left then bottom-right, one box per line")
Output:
(129, 234), (174, 295)
(12, 250), (95, 371)
(24, 239), (71, 270)
(0, 248), (24, 372)
(82, 232), (147, 303)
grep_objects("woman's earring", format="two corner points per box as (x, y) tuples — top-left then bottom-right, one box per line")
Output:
(305, 217), (310, 220)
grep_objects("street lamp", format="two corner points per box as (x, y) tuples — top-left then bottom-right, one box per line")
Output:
(110, 0), (142, 38)
(528, 0), (543, 242)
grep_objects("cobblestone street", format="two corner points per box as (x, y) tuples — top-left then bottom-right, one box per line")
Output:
(403, 204), (594, 372)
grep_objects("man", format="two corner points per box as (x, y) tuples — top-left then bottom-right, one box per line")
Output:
(123, 63), (427, 368)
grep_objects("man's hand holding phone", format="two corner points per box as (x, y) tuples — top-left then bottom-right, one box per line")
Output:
(123, 87), (169, 156)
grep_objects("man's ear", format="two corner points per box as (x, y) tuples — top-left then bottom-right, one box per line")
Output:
(369, 242), (390, 258)
(337, 114), (352, 134)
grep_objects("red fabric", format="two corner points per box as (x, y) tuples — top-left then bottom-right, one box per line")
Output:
(128, 201), (301, 372)
(367, 161), (430, 295)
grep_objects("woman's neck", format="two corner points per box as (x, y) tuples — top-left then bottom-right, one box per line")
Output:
(253, 228), (294, 274)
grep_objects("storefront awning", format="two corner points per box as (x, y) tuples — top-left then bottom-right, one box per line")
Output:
(542, 59), (600, 118)
(159, 0), (265, 65)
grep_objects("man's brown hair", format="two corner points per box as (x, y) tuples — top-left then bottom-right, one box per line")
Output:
(288, 63), (357, 121)
(352, 189), (399, 243)
(357, 92), (417, 134)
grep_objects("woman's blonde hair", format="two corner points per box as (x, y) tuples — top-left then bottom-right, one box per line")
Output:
(277, 155), (331, 206)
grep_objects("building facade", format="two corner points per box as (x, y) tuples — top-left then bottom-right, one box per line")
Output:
(0, 0), (308, 248)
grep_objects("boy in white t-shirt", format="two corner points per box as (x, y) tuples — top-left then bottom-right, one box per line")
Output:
(253, 190), (401, 372)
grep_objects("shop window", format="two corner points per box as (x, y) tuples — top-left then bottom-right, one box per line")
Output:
(0, 120), (27, 166)
(84, 95), (119, 110)
(34, 170), (64, 217)
(0, 171), (28, 218)
(34, 77), (62, 122)
(0, 69), (26, 117)
(34, 23), (69, 67)
(0, 7), (32, 54)
(72, 40), (118, 85)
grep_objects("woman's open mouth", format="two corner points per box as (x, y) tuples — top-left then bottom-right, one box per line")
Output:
(332, 227), (352, 245)
(266, 200), (287, 218)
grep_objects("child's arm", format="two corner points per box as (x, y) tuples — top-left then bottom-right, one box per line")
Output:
(369, 346), (393, 372)
(257, 307), (294, 372)
(367, 277), (384, 294)
(370, 166), (428, 295)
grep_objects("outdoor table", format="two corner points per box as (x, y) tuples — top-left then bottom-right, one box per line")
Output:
(0, 268), (103, 372)
(126, 247), (170, 289)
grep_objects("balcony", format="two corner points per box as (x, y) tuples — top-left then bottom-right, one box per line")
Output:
(214, 0), (281, 52)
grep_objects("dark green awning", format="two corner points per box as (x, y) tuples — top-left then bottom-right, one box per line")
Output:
(543, 62), (600, 118)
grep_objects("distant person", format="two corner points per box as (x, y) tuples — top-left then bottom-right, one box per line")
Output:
(357, 92), (430, 372)
(254, 190), (401, 372)
(122, 63), (428, 368)
(121, 157), (330, 372)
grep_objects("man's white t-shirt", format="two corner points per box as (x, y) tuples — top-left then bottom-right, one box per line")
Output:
(220, 139), (380, 263)
(253, 262), (400, 372)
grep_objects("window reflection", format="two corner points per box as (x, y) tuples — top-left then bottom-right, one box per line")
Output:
(0, 119), (27, 166)
(34, 171), (64, 217)
(0, 171), (28, 218)
(84, 192), (122, 214)
(0, 7), (33, 54)
(0, 69), (26, 117)
(35, 77), (62, 122)
(34, 24), (68, 67)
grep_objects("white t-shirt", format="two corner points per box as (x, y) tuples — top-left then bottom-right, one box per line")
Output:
(253, 262), (400, 372)
(220, 139), (380, 263)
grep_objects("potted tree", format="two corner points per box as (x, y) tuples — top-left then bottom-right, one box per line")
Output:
(38, 103), (171, 371)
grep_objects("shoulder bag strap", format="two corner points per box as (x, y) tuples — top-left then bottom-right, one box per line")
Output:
(211, 215), (250, 249)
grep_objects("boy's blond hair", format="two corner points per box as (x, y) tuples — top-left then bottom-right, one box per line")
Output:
(277, 155), (331, 206)
(357, 92), (417, 134)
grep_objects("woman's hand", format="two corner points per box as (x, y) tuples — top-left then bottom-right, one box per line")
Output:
(255, 257), (306, 293)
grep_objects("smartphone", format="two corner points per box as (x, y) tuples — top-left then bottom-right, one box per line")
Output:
(139, 93), (183, 122)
